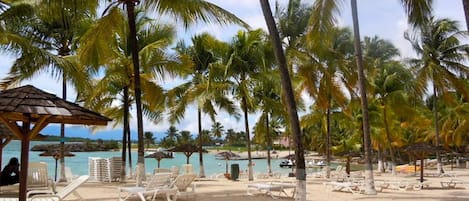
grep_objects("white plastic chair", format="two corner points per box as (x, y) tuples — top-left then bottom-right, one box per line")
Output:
(119, 173), (177, 201)
(27, 175), (89, 201)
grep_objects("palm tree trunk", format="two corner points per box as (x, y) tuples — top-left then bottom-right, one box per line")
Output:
(259, 1), (306, 200)
(121, 86), (130, 182)
(326, 107), (331, 178)
(59, 73), (66, 182)
(266, 112), (272, 175)
(351, 0), (376, 194)
(383, 105), (396, 175)
(198, 107), (206, 178)
(463, 0), (469, 30)
(432, 83), (444, 173)
(125, 1), (145, 186)
(127, 126), (132, 177)
(242, 97), (254, 181)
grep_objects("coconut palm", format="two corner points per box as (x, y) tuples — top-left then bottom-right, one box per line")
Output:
(463, 0), (469, 30)
(259, 1), (306, 199)
(0, 0), (97, 183)
(77, 7), (186, 181)
(296, 27), (354, 178)
(102, 0), (247, 186)
(144, 131), (156, 149)
(405, 17), (469, 173)
(224, 29), (270, 181)
(168, 33), (238, 178)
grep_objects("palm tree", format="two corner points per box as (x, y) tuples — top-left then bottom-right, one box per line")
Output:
(297, 27), (354, 178)
(102, 0), (247, 186)
(224, 29), (268, 181)
(168, 33), (238, 178)
(0, 0), (97, 183)
(259, 1), (306, 200)
(405, 17), (469, 173)
(77, 8), (184, 181)
(144, 131), (156, 149)
(463, 0), (469, 30)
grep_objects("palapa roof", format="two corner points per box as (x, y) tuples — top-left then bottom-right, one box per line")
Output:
(0, 85), (111, 125)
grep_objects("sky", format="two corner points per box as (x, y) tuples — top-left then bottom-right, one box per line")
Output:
(0, 0), (466, 140)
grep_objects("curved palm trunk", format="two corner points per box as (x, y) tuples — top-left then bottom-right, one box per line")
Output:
(121, 87), (130, 182)
(432, 83), (444, 173)
(463, 0), (469, 30)
(127, 124), (132, 177)
(266, 112), (272, 175)
(351, 0), (376, 195)
(198, 107), (206, 178)
(259, 1), (306, 200)
(125, 2), (145, 186)
(383, 105), (396, 175)
(242, 97), (254, 181)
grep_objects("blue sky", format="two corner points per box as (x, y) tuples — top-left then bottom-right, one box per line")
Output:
(0, 0), (466, 140)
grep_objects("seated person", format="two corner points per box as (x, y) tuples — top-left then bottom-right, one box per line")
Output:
(0, 157), (20, 186)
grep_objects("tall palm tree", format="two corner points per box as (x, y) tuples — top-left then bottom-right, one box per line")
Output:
(77, 7), (185, 181)
(259, 1), (306, 200)
(168, 33), (238, 178)
(0, 0), (97, 183)
(103, 0), (247, 186)
(405, 17), (469, 173)
(297, 27), (354, 178)
(224, 29), (268, 181)
(144, 131), (156, 149)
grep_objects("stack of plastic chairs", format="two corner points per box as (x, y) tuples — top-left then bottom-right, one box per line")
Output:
(88, 157), (110, 182)
(108, 157), (122, 182)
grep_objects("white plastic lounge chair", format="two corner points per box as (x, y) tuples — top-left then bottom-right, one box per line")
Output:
(173, 174), (196, 200)
(247, 182), (296, 199)
(28, 162), (53, 191)
(323, 181), (362, 194)
(26, 175), (89, 201)
(119, 173), (177, 201)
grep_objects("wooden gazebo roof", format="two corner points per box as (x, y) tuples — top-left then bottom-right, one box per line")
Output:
(0, 85), (111, 201)
(0, 85), (110, 126)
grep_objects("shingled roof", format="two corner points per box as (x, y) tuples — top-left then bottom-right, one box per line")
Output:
(0, 85), (111, 125)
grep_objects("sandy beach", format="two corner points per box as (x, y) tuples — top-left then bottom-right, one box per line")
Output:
(41, 168), (469, 201)
(2, 150), (469, 201)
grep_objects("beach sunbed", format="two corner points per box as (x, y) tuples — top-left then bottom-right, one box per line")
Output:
(323, 181), (363, 194)
(26, 175), (89, 201)
(440, 179), (467, 189)
(119, 173), (177, 201)
(28, 162), (53, 192)
(247, 182), (296, 199)
(173, 174), (197, 200)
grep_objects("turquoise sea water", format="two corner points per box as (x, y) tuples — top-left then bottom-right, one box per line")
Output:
(2, 140), (299, 178)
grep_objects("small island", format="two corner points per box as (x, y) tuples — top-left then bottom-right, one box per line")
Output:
(31, 136), (120, 152)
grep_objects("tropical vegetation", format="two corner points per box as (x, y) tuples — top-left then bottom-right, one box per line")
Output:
(2, 0), (469, 200)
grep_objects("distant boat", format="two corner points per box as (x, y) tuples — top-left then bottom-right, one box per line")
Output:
(279, 160), (295, 168)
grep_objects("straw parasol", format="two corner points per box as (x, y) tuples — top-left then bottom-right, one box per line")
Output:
(216, 151), (240, 173)
(404, 142), (444, 183)
(0, 85), (111, 201)
(39, 149), (75, 181)
(167, 144), (207, 164)
(145, 151), (173, 168)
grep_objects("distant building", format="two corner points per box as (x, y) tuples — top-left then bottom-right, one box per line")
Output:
(273, 136), (291, 148)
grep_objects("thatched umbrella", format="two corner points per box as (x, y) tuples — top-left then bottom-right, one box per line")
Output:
(336, 151), (362, 175)
(145, 151), (173, 168)
(0, 85), (111, 201)
(405, 143), (443, 183)
(167, 144), (207, 164)
(216, 151), (240, 173)
(39, 150), (75, 181)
